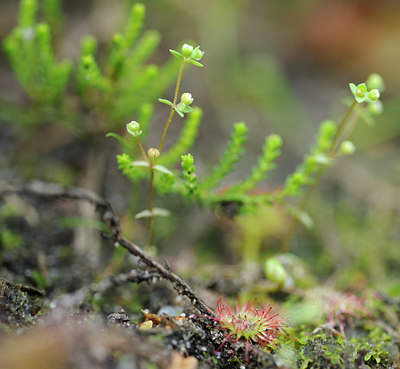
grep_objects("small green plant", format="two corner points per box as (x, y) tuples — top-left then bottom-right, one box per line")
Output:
(284, 322), (396, 369)
(112, 40), (384, 255)
(112, 43), (204, 249)
(2, 0), (178, 260)
(279, 74), (384, 252)
(351, 326), (393, 366)
(3, 1), (385, 264)
(2, 0), (177, 137)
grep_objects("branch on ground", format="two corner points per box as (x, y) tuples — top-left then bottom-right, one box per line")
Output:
(0, 180), (213, 316)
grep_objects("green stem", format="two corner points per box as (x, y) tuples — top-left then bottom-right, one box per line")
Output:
(329, 101), (357, 154)
(281, 100), (358, 253)
(158, 61), (186, 153)
(146, 61), (187, 249)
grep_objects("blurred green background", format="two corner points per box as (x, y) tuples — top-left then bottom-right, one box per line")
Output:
(0, 0), (399, 293)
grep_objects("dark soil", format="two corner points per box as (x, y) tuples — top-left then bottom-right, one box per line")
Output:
(1, 190), (399, 369)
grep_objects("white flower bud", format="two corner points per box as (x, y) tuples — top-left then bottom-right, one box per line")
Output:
(181, 92), (193, 106)
(181, 44), (194, 57)
(126, 121), (142, 137)
(367, 89), (380, 102)
(339, 141), (356, 155)
(147, 147), (160, 159)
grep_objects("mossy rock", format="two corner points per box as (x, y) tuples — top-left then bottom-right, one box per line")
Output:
(0, 279), (44, 329)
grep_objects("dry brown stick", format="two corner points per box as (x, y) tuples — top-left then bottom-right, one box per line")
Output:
(0, 181), (213, 316)
(90, 269), (161, 294)
(56, 268), (162, 309)
(116, 236), (212, 315)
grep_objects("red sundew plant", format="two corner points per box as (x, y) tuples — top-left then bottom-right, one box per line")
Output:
(323, 290), (370, 336)
(211, 298), (285, 363)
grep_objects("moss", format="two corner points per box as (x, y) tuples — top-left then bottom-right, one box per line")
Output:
(0, 279), (43, 329)
(279, 321), (399, 369)
(349, 326), (397, 368)
(296, 332), (350, 368)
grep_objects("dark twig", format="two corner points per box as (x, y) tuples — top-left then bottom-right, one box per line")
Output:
(0, 181), (213, 316)
(56, 268), (162, 309)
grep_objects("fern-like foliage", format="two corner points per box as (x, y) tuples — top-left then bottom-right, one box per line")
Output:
(112, 50), (383, 257)
(282, 120), (336, 197)
(76, 36), (111, 101)
(181, 154), (198, 198)
(224, 134), (283, 195)
(198, 122), (248, 191)
(115, 107), (344, 217)
(3, 0), (71, 105)
(2, 0), (177, 134)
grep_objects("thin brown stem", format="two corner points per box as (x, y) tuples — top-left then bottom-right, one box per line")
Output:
(136, 137), (148, 162)
(158, 109), (175, 154)
(173, 62), (186, 105)
(0, 181), (213, 316)
(281, 101), (359, 253)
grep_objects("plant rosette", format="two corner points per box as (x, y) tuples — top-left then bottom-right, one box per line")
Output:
(210, 298), (285, 363)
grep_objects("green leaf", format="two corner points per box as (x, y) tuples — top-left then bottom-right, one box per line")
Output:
(290, 207), (314, 229)
(169, 49), (183, 60)
(187, 60), (203, 67)
(153, 164), (174, 176)
(131, 160), (150, 168)
(177, 102), (186, 111)
(349, 83), (357, 97)
(158, 98), (173, 106)
(182, 106), (193, 113)
(106, 132), (132, 154)
(174, 107), (184, 117)
(135, 207), (171, 219)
